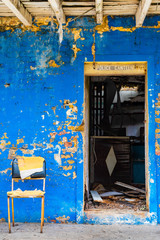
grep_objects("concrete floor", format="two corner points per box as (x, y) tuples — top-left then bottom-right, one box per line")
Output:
(0, 223), (160, 240)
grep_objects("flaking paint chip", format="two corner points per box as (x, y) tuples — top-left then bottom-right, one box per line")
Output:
(105, 146), (117, 176)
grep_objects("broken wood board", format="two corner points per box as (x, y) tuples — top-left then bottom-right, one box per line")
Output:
(115, 181), (145, 194)
(100, 191), (123, 197)
(93, 183), (106, 193)
(90, 190), (103, 203)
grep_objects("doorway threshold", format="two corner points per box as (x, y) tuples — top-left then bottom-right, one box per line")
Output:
(84, 209), (157, 225)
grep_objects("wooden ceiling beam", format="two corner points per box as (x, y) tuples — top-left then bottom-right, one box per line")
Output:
(95, 0), (103, 24)
(48, 0), (66, 24)
(136, 0), (152, 27)
(1, 0), (32, 26)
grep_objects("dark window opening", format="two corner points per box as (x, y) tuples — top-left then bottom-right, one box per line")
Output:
(86, 75), (146, 212)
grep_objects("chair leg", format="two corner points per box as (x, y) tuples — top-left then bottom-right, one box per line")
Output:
(40, 196), (44, 233)
(7, 197), (11, 233)
(43, 196), (45, 226)
(12, 198), (14, 227)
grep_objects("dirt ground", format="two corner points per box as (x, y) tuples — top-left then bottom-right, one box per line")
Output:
(0, 223), (160, 240)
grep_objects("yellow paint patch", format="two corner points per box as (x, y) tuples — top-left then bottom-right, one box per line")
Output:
(31, 143), (46, 148)
(71, 28), (85, 42)
(74, 120), (84, 132)
(34, 17), (56, 27)
(0, 17), (21, 32)
(156, 118), (160, 123)
(63, 172), (71, 177)
(71, 136), (78, 147)
(20, 149), (34, 155)
(0, 218), (5, 222)
(14, 179), (19, 183)
(95, 16), (110, 34)
(73, 171), (77, 179)
(65, 18), (73, 27)
(30, 66), (36, 70)
(64, 120), (72, 126)
(0, 140), (11, 151)
(64, 100), (76, 109)
(52, 106), (57, 114)
(155, 129), (160, 133)
(91, 43), (95, 62)
(95, 17), (160, 34)
(1, 140), (11, 146)
(0, 17), (55, 33)
(110, 26), (136, 33)
(48, 60), (60, 68)
(72, 44), (81, 60)
(17, 138), (24, 145)
(58, 140), (63, 145)
(155, 134), (160, 139)
(50, 132), (57, 142)
(95, 16), (135, 34)
(155, 102), (160, 107)
(62, 165), (73, 170)
(67, 160), (75, 164)
(145, 21), (160, 30)
(61, 154), (71, 159)
(1, 133), (9, 139)
(1, 133), (8, 139)
(155, 111), (160, 116)
(68, 126), (76, 131)
(0, 168), (11, 174)
(155, 140), (160, 150)
(2, 16), (160, 36)
(58, 130), (70, 136)
(56, 215), (70, 223)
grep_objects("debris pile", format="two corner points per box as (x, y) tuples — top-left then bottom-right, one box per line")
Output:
(87, 181), (146, 211)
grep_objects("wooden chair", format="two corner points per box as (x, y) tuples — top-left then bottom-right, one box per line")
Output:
(7, 158), (46, 233)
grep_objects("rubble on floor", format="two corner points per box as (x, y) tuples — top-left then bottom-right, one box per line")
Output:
(86, 182), (146, 212)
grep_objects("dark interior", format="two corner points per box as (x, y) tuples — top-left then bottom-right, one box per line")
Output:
(87, 75), (145, 210)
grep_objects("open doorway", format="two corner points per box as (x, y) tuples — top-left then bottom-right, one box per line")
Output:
(84, 71), (147, 213)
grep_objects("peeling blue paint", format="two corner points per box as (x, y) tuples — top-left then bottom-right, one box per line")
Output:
(0, 16), (160, 224)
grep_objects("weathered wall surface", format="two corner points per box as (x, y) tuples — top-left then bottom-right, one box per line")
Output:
(0, 15), (160, 224)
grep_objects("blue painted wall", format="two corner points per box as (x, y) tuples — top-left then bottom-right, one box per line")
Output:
(0, 16), (160, 224)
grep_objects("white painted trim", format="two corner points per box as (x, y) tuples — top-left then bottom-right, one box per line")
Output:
(95, 0), (103, 24)
(136, 0), (152, 27)
(48, 0), (66, 24)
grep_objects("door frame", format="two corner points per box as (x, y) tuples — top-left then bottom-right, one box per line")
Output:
(83, 61), (153, 213)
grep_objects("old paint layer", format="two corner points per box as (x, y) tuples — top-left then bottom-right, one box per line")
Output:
(0, 15), (159, 224)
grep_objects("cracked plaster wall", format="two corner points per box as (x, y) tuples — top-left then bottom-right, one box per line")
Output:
(0, 15), (160, 224)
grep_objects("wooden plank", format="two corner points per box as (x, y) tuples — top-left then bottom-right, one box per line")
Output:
(90, 190), (103, 202)
(48, 0), (66, 24)
(22, 2), (50, 7)
(0, 13), (14, 16)
(148, 4), (160, 13)
(95, 0), (103, 24)
(136, 0), (152, 27)
(62, 1), (95, 6)
(115, 181), (146, 194)
(1, 0), (32, 25)
(100, 191), (123, 197)
(0, 2), (147, 17)
(21, 0), (139, 7)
